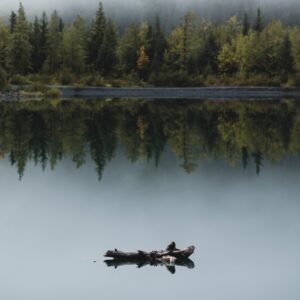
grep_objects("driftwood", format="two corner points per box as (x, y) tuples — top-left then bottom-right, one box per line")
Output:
(104, 242), (195, 274)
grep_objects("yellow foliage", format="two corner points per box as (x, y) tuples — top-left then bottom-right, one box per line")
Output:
(137, 45), (149, 71)
(137, 116), (149, 140)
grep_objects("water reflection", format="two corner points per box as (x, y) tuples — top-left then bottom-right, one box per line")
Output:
(104, 258), (195, 274)
(0, 98), (299, 179)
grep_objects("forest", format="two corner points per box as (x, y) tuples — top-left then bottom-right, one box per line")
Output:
(1, 1), (300, 90)
(0, 99), (299, 179)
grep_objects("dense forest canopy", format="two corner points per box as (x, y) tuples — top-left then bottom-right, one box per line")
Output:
(1, 1), (300, 88)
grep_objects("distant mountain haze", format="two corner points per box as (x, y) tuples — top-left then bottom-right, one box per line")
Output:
(1, 0), (300, 28)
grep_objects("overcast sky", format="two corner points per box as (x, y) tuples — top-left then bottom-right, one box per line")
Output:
(1, 0), (300, 26)
(0, 0), (296, 14)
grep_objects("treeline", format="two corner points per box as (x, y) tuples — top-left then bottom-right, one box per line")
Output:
(0, 99), (299, 179)
(1, 2), (300, 89)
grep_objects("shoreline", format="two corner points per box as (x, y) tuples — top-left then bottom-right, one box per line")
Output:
(2, 86), (300, 101)
(54, 86), (300, 99)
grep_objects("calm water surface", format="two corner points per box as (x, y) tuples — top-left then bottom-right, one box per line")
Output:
(0, 99), (299, 300)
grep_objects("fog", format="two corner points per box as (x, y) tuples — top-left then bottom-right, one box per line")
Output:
(1, 0), (300, 26)
(0, 149), (299, 300)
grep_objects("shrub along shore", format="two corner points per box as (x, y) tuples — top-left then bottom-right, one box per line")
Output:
(1, 2), (300, 92)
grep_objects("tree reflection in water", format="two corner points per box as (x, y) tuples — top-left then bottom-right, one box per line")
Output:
(0, 98), (299, 179)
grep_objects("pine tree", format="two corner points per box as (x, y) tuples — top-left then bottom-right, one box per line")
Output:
(9, 11), (17, 33)
(198, 31), (219, 74)
(40, 12), (49, 70)
(7, 3), (32, 75)
(30, 17), (42, 72)
(182, 12), (195, 68)
(145, 24), (155, 62)
(44, 11), (63, 73)
(118, 23), (141, 73)
(242, 13), (250, 36)
(254, 8), (264, 33)
(62, 16), (87, 74)
(99, 19), (118, 75)
(152, 16), (167, 72)
(88, 1), (107, 71)
(0, 18), (10, 69)
(279, 34), (295, 79)
(59, 18), (64, 32)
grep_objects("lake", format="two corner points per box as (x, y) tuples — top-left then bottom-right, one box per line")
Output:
(0, 98), (299, 300)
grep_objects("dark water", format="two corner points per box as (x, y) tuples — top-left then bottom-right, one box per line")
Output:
(0, 99), (299, 300)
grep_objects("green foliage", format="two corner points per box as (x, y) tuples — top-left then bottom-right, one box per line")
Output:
(151, 16), (167, 73)
(56, 68), (74, 85)
(30, 12), (48, 72)
(242, 13), (250, 36)
(279, 34), (294, 80)
(10, 74), (28, 85)
(44, 11), (63, 74)
(80, 74), (106, 86)
(0, 19), (10, 68)
(29, 82), (48, 92)
(0, 3), (300, 86)
(44, 87), (62, 98)
(7, 3), (32, 75)
(9, 11), (17, 33)
(99, 19), (118, 75)
(0, 67), (8, 90)
(62, 16), (87, 74)
(149, 70), (202, 87)
(218, 43), (238, 76)
(118, 23), (141, 73)
(254, 8), (264, 33)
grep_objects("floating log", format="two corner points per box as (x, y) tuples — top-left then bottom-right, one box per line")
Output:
(104, 242), (195, 273)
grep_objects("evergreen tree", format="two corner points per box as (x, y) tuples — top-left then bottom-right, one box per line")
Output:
(7, 3), (32, 75)
(44, 11), (63, 73)
(242, 13), (250, 36)
(279, 33), (295, 79)
(30, 17), (42, 72)
(144, 24), (155, 61)
(59, 18), (64, 32)
(62, 16), (87, 74)
(0, 66), (7, 91)
(0, 19), (10, 69)
(9, 11), (17, 33)
(182, 11), (196, 68)
(88, 1), (107, 72)
(151, 16), (167, 72)
(196, 30), (219, 74)
(40, 12), (49, 69)
(118, 23), (141, 73)
(98, 19), (118, 75)
(254, 8), (264, 33)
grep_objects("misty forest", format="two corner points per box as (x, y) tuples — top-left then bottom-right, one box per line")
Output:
(0, 1), (300, 89)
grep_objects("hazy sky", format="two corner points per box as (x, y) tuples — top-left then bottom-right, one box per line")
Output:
(1, 0), (300, 26)
(0, 0), (298, 15)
